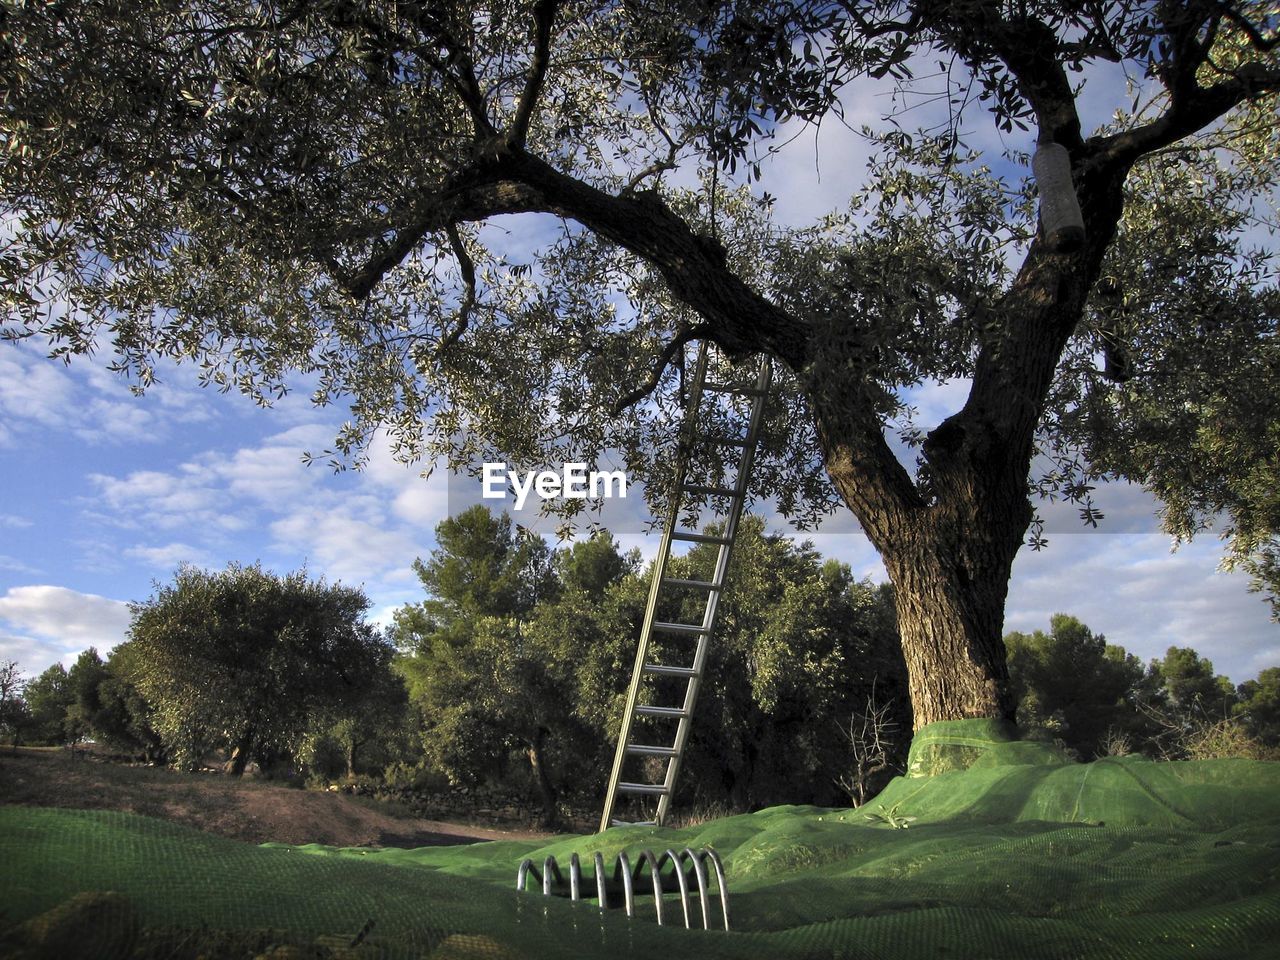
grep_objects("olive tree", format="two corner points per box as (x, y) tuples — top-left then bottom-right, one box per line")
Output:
(124, 563), (389, 773)
(3, 2), (1278, 729)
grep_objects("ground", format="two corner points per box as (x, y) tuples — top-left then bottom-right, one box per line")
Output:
(0, 746), (551, 847)
(4, 727), (1279, 958)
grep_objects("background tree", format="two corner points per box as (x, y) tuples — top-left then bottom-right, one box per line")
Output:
(91, 644), (168, 764)
(394, 506), (596, 825)
(21, 663), (74, 746)
(3, 2), (1278, 731)
(1235, 667), (1280, 746)
(125, 563), (389, 773)
(670, 518), (907, 809)
(64, 648), (109, 749)
(0, 660), (29, 750)
(1005, 615), (1159, 758)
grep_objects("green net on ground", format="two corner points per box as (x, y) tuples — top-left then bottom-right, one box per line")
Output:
(4, 721), (1280, 959)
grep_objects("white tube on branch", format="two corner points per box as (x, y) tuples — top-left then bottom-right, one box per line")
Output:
(1031, 142), (1085, 253)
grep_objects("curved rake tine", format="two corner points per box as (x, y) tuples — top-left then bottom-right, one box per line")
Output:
(683, 847), (711, 930)
(660, 849), (692, 929)
(614, 851), (634, 918)
(542, 855), (562, 897)
(594, 851), (608, 911)
(516, 846), (729, 931)
(569, 852), (582, 902)
(516, 858), (537, 893)
(635, 849), (664, 926)
(703, 847), (731, 931)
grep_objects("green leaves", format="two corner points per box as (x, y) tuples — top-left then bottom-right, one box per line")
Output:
(123, 562), (389, 771)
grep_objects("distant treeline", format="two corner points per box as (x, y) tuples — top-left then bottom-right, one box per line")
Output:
(2, 507), (1276, 826)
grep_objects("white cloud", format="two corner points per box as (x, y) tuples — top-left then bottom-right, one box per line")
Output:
(0, 555), (41, 575)
(0, 342), (183, 446)
(1006, 535), (1278, 682)
(73, 398), (157, 445)
(269, 507), (422, 586)
(87, 467), (224, 531)
(0, 347), (78, 432)
(125, 542), (216, 571)
(0, 585), (132, 670)
(206, 424), (332, 504)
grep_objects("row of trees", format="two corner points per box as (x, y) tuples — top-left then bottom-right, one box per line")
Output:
(391, 506), (909, 823)
(0, 565), (405, 780)
(2, 510), (1276, 825)
(1006, 614), (1280, 761)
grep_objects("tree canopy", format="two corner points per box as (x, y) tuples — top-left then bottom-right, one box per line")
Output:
(394, 507), (907, 819)
(123, 562), (389, 772)
(3, 1), (1277, 728)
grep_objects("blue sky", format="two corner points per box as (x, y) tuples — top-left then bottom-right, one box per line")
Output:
(1, 336), (1276, 686)
(1, 54), (1276, 687)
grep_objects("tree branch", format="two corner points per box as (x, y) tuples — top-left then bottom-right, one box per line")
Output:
(399, 5), (496, 138)
(507, 0), (560, 148)
(985, 13), (1084, 149)
(437, 222), (476, 354)
(613, 324), (712, 413)
(1211, 0), (1280, 52)
(1089, 72), (1280, 171)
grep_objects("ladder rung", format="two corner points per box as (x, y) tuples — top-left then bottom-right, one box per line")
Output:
(661, 578), (720, 591)
(700, 434), (749, 447)
(635, 705), (689, 719)
(626, 743), (679, 758)
(652, 621), (707, 635)
(682, 483), (741, 498)
(619, 782), (669, 796)
(671, 531), (732, 545)
(643, 663), (699, 678)
(703, 382), (768, 397)
(611, 819), (657, 827)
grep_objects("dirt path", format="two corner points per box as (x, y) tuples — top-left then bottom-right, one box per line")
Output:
(0, 748), (554, 848)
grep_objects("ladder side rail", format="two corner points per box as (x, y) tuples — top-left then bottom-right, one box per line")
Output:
(655, 358), (772, 824)
(599, 343), (711, 832)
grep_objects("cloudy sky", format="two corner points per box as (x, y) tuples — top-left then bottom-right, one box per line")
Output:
(1, 56), (1276, 687)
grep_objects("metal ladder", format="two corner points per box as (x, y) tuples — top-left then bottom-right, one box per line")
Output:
(599, 343), (771, 831)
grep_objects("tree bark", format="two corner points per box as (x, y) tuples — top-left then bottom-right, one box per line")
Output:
(228, 729), (254, 777)
(526, 727), (559, 827)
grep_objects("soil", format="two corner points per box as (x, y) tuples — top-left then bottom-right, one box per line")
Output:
(0, 746), (554, 848)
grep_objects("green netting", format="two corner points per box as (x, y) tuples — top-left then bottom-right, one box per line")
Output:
(4, 720), (1280, 959)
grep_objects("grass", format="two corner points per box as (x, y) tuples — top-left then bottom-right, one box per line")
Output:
(5, 731), (1280, 959)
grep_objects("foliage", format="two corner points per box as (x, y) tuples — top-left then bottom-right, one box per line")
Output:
(1235, 666), (1280, 744)
(395, 507), (906, 818)
(862, 802), (917, 830)
(1182, 716), (1279, 761)
(1054, 115), (1280, 611)
(394, 506), (616, 824)
(673, 520), (908, 809)
(21, 662), (74, 746)
(1005, 614), (1160, 759)
(124, 562), (389, 773)
(296, 640), (411, 781)
(1157, 646), (1240, 720)
(91, 644), (168, 763)
(0, 659), (28, 748)
(64, 648), (109, 747)
(1005, 618), (1280, 761)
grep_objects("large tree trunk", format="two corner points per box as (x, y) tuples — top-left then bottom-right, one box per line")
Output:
(813, 222), (1111, 730)
(880, 506), (1028, 727)
(526, 727), (559, 827)
(227, 729), (255, 777)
